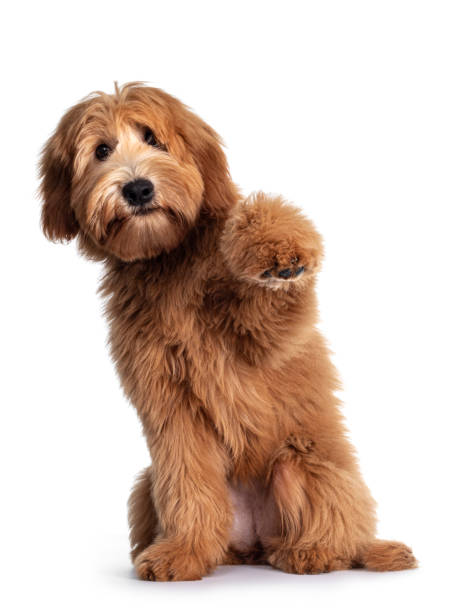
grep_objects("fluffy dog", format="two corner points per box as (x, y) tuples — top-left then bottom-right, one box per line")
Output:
(40, 83), (417, 580)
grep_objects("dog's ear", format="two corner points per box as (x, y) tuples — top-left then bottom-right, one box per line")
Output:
(177, 110), (238, 214)
(39, 102), (86, 241)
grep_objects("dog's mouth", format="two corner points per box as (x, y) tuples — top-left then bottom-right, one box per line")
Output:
(131, 203), (187, 228)
(102, 202), (163, 239)
(131, 204), (161, 217)
(100, 215), (128, 244)
(103, 204), (160, 238)
(98, 199), (188, 250)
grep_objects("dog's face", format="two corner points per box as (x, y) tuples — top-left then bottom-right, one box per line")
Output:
(40, 84), (234, 261)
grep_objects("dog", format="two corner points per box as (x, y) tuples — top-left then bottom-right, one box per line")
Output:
(40, 83), (417, 580)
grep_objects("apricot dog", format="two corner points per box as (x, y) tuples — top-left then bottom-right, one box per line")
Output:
(40, 83), (416, 580)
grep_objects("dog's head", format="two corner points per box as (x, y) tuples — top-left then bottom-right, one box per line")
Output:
(40, 83), (236, 261)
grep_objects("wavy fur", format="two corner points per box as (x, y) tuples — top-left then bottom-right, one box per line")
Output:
(40, 83), (417, 580)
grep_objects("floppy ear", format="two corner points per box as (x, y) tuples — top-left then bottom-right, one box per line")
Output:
(39, 103), (85, 241)
(178, 111), (238, 214)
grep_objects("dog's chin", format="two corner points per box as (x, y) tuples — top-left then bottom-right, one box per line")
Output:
(93, 209), (188, 262)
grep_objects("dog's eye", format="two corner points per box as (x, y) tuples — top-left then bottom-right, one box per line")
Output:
(144, 128), (158, 147)
(95, 143), (112, 161)
(143, 127), (167, 152)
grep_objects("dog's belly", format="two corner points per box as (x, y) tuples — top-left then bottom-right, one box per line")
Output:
(228, 480), (278, 552)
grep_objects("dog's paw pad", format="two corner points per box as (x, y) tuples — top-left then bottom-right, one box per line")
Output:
(278, 268), (293, 279)
(260, 264), (306, 281)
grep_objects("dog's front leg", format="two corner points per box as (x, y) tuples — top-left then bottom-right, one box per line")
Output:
(216, 192), (323, 364)
(134, 404), (232, 581)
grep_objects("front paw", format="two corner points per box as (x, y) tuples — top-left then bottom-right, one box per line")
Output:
(135, 539), (210, 581)
(268, 546), (350, 574)
(220, 192), (323, 288)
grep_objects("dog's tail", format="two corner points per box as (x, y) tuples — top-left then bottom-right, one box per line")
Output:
(128, 466), (157, 562)
(356, 539), (418, 571)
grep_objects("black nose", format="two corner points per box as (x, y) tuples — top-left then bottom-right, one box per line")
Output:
(122, 179), (154, 207)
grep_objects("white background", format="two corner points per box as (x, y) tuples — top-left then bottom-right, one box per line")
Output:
(1, 1), (458, 610)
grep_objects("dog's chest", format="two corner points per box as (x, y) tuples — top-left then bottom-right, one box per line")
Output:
(109, 271), (284, 472)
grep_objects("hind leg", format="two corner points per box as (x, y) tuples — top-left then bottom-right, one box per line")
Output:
(128, 467), (158, 562)
(266, 434), (379, 574)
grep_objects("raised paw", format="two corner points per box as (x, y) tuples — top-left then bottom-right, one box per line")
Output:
(220, 193), (323, 289)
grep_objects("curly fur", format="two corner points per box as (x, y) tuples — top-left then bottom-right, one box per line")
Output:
(40, 83), (417, 580)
